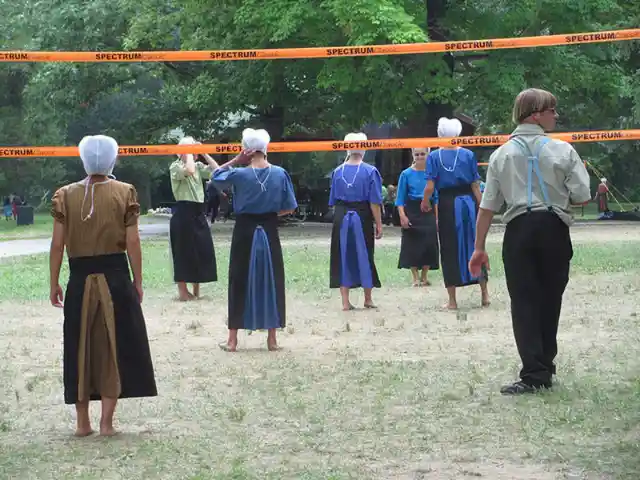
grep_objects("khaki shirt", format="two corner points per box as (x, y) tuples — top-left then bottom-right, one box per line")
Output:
(169, 159), (212, 203)
(480, 124), (591, 226)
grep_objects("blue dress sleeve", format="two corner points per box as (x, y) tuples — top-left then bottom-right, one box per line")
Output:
(426, 152), (438, 183)
(328, 170), (337, 206)
(368, 168), (383, 205)
(280, 169), (299, 212)
(468, 150), (481, 182)
(395, 171), (407, 207)
(211, 166), (238, 190)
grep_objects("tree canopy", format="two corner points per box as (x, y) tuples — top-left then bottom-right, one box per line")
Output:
(0, 0), (638, 207)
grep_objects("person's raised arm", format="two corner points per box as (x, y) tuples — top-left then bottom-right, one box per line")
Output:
(183, 154), (197, 176)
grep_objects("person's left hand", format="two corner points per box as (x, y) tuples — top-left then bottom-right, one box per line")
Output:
(469, 250), (490, 278)
(375, 223), (383, 239)
(50, 284), (64, 308)
(420, 200), (432, 213)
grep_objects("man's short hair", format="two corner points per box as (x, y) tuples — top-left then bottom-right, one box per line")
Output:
(512, 88), (557, 124)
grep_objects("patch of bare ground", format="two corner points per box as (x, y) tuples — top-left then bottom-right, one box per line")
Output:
(1, 265), (639, 479)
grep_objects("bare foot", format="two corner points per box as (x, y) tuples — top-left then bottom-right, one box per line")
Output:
(482, 299), (491, 307)
(342, 304), (355, 311)
(219, 341), (237, 352)
(99, 426), (118, 437)
(443, 302), (458, 310)
(74, 427), (94, 437)
(364, 303), (378, 309)
(412, 281), (420, 287)
(421, 280), (431, 287)
(267, 342), (281, 352)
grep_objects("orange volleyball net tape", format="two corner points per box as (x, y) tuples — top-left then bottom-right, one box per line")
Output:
(1, 130), (638, 166)
(1, 29), (638, 63)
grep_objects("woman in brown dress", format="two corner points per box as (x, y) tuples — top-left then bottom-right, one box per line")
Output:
(49, 135), (157, 437)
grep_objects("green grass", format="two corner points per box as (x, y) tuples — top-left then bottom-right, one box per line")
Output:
(0, 213), (161, 241)
(1, 237), (640, 479)
(0, 212), (54, 241)
(1, 240), (639, 301)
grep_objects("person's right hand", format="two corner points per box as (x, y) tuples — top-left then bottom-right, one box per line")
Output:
(400, 215), (411, 229)
(234, 149), (256, 165)
(50, 284), (64, 308)
(134, 281), (144, 304)
(420, 199), (432, 213)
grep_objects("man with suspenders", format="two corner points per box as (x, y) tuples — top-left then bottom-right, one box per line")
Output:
(469, 88), (591, 395)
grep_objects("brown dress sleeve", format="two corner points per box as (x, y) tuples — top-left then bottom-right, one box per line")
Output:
(124, 185), (141, 227)
(50, 188), (66, 224)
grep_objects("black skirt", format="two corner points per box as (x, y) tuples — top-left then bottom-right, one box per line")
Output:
(329, 200), (381, 289)
(63, 253), (157, 405)
(228, 213), (286, 330)
(438, 184), (482, 288)
(169, 201), (217, 283)
(398, 198), (440, 270)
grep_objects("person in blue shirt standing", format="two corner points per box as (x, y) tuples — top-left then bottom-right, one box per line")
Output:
(396, 147), (440, 287)
(328, 132), (384, 311)
(421, 117), (490, 309)
(212, 128), (298, 352)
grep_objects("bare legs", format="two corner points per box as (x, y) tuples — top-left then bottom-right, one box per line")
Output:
(224, 328), (278, 352)
(74, 401), (92, 437)
(100, 397), (118, 436)
(340, 287), (376, 310)
(411, 267), (431, 287)
(444, 280), (490, 310)
(74, 397), (118, 437)
(177, 282), (200, 301)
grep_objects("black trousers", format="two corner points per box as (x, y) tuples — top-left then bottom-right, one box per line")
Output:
(502, 211), (573, 387)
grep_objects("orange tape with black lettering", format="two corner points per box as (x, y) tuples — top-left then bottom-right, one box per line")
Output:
(0, 129), (638, 158)
(0, 29), (638, 62)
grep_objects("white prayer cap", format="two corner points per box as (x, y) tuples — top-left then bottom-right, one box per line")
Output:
(177, 136), (198, 159)
(79, 135), (119, 176)
(344, 132), (368, 158)
(601, 177), (607, 183)
(437, 117), (463, 138)
(241, 128), (271, 154)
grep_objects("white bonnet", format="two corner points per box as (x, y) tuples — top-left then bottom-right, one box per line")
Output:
(177, 136), (198, 160)
(601, 177), (607, 183)
(437, 117), (463, 138)
(79, 135), (119, 176)
(242, 128), (271, 154)
(344, 132), (368, 158)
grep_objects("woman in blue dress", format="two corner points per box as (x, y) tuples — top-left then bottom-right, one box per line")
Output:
(396, 147), (440, 286)
(421, 118), (490, 309)
(329, 132), (384, 311)
(212, 128), (298, 352)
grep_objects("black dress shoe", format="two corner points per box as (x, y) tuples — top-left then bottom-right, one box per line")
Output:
(500, 381), (551, 395)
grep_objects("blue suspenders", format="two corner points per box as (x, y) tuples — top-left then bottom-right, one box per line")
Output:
(510, 136), (554, 213)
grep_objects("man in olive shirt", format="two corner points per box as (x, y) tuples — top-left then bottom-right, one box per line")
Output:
(469, 88), (591, 395)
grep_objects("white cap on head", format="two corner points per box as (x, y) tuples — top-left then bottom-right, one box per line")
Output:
(437, 117), (463, 138)
(79, 135), (119, 176)
(601, 177), (607, 183)
(177, 136), (198, 160)
(242, 128), (271, 154)
(344, 132), (367, 159)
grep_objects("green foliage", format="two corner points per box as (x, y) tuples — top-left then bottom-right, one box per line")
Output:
(0, 0), (639, 200)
